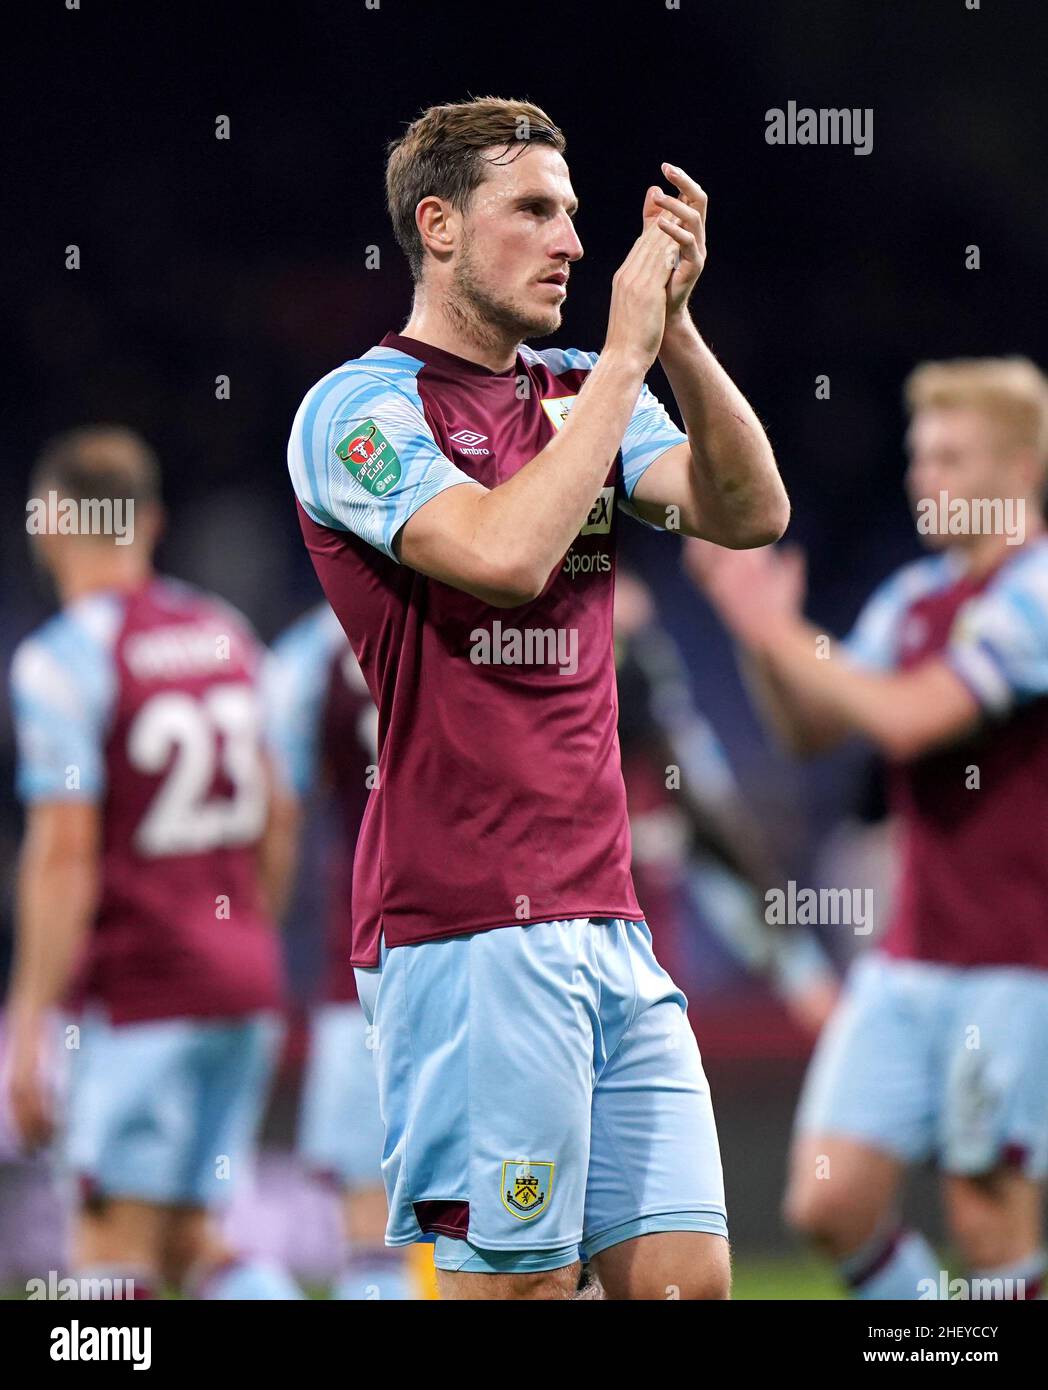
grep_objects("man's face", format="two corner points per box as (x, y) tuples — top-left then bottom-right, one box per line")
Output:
(450, 144), (583, 341)
(905, 406), (1026, 550)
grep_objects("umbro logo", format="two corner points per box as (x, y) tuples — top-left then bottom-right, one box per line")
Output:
(449, 428), (490, 455)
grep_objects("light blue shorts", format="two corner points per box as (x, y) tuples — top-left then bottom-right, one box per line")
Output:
(64, 1010), (282, 1208)
(355, 918), (727, 1273)
(795, 953), (1048, 1178)
(297, 1002), (384, 1190)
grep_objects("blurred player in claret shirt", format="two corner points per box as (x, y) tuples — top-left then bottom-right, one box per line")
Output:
(287, 96), (789, 1299)
(692, 358), (1048, 1300)
(4, 427), (301, 1300)
(265, 604), (417, 1299)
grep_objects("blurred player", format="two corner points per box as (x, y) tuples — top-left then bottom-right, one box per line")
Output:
(4, 426), (300, 1299)
(266, 603), (415, 1299)
(287, 96), (788, 1299)
(692, 357), (1048, 1299)
(614, 568), (837, 1034)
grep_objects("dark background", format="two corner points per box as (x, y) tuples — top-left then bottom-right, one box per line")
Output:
(0, 0), (1045, 1264)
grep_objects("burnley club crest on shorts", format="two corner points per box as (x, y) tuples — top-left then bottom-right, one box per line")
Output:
(501, 1159), (554, 1220)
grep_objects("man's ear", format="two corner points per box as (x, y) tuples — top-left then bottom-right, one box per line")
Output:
(416, 196), (455, 258)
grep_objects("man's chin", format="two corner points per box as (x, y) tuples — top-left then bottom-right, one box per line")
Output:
(519, 307), (563, 340)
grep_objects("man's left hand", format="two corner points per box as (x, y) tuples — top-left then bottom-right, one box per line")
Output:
(642, 164), (708, 320)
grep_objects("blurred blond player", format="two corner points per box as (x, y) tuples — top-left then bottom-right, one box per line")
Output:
(5, 427), (299, 1299)
(692, 358), (1048, 1299)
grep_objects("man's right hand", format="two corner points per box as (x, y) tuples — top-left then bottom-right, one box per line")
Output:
(6, 1016), (54, 1150)
(604, 219), (678, 371)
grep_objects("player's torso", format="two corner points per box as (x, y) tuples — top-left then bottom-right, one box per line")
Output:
(302, 343), (641, 952)
(92, 578), (282, 1021)
(886, 562), (1048, 969)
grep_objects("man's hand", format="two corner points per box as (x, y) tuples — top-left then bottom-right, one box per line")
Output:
(6, 1015), (54, 1150)
(642, 164), (708, 321)
(604, 218), (679, 372)
(685, 538), (807, 647)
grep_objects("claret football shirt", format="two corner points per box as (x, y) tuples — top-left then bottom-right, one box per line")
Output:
(288, 333), (688, 965)
(845, 537), (1048, 969)
(10, 578), (283, 1022)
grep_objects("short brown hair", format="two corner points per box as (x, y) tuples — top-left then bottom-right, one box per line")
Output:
(904, 357), (1048, 464)
(386, 96), (566, 281)
(31, 424), (162, 508)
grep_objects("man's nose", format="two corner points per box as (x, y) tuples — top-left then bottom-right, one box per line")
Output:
(554, 214), (584, 262)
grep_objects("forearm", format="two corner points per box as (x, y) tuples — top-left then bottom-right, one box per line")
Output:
(738, 641), (850, 756)
(659, 313), (787, 545)
(756, 619), (951, 759)
(472, 349), (646, 591)
(258, 789), (301, 923)
(8, 850), (96, 1032)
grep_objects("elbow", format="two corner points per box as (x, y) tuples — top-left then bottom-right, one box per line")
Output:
(479, 557), (549, 609)
(720, 477), (792, 551)
(876, 726), (926, 764)
(725, 501), (791, 551)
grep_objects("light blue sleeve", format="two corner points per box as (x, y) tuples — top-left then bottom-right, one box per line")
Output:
(287, 361), (477, 561)
(843, 556), (953, 672)
(262, 607), (340, 797)
(10, 606), (118, 802)
(620, 380), (689, 501)
(616, 381), (689, 533)
(944, 545), (1048, 715)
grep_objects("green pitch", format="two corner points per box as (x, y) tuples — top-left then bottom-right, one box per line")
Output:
(730, 1253), (844, 1300)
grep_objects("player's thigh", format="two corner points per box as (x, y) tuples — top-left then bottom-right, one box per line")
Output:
(186, 1012), (282, 1206)
(64, 1013), (197, 1205)
(299, 1002), (383, 1191)
(941, 1169), (1046, 1271)
(435, 1262), (582, 1301)
(581, 926), (727, 1263)
(939, 967), (1048, 1182)
(582, 991), (727, 1257)
(784, 1133), (906, 1252)
(371, 922), (597, 1257)
(792, 954), (938, 1177)
(591, 1230), (730, 1301)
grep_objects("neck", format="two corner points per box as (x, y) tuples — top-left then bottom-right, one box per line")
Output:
(57, 552), (153, 606)
(401, 290), (521, 373)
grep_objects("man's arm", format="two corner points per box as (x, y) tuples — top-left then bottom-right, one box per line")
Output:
(752, 619), (981, 761)
(629, 325), (789, 548)
(735, 646), (853, 757)
(257, 766), (302, 923)
(397, 221), (677, 605)
(688, 540), (982, 761)
(7, 801), (100, 1146)
(626, 166), (789, 548)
